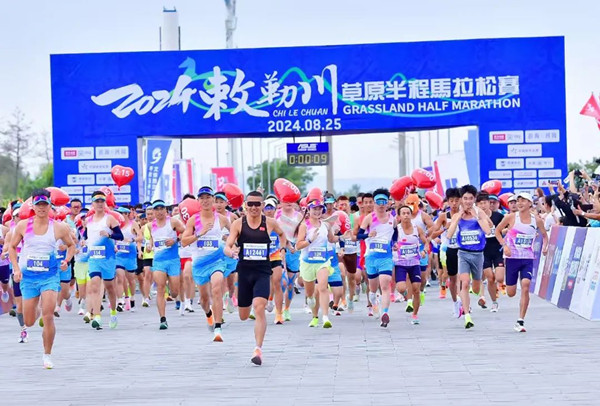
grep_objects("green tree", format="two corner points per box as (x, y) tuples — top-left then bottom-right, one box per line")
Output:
(568, 157), (600, 175)
(0, 155), (28, 198)
(335, 183), (361, 197)
(18, 163), (53, 199)
(247, 158), (316, 194)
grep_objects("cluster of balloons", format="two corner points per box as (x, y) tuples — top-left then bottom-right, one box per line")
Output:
(391, 168), (443, 209)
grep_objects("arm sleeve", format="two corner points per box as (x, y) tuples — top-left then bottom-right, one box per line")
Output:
(83, 228), (88, 240)
(109, 226), (124, 241)
(392, 228), (398, 244)
(357, 228), (369, 240)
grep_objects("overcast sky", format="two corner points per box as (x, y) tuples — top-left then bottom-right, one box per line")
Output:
(1, 0), (599, 184)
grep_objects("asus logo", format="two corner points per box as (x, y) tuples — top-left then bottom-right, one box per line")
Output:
(297, 143), (318, 152)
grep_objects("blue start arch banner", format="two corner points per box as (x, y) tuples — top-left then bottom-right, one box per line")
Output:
(51, 36), (566, 204)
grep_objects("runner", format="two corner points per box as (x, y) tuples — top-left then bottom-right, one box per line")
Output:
(490, 194), (508, 295)
(181, 187), (230, 340)
(178, 194), (197, 314)
(507, 194), (518, 213)
(478, 192), (504, 312)
(85, 191), (125, 330)
(296, 199), (336, 328)
(357, 188), (396, 327)
(214, 191), (239, 313)
(495, 192), (548, 332)
(352, 192), (374, 314)
(264, 198), (286, 324)
(115, 206), (142, 313)
(224, 191), (287, 365)
(394, 205), (428, 324)
(338, 195), (359, 312)
(277, 198), (304, 321)
(446, 185), (492, 329)
(145, 199), (186, 330)
(141, 206), (155, 307)
(9, 189), (76, 368)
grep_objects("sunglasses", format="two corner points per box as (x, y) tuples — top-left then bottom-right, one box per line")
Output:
(33, 195), (51, 204)
(246, 201), (262, 207)
(375, 199), (389, 205)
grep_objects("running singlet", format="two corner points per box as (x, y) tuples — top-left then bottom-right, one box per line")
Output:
(86, 215), (115, 261)
(194, 213), (222, 256)
(365, 212), (394, 258)
(395, 225), (421, 267)
(442, 211), (459, 249)
(150, 218), (178, 261)
(236, 215), (271, 274)
(456, 216), (486, 252)
(301, 221), (329, 264)
(116, 222), (136, 255)
(19, 218), (58, 279)
(505, 213), (537, 259)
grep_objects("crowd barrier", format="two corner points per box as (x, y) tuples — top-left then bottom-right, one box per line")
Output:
(531, 226), (600, 320)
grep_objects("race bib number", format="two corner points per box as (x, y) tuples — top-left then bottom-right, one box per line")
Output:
(344, 240), (358, 253)
(460, 230), (481, 246)
(448, 236), (458, 246)
(116, 242), (130, 254)
(90, 246), (106, 259)
(399, 244), (419, 258)
(197, 237), (219, 250)
(307, 247), (326, 261)
(486, 226), (496, 239)
(369, 239), (390, 254)
(154, 239), (168, 251)
(515, 233), (534, 248)
(243, 243), (268, 260)
(27, 254), (50, 272)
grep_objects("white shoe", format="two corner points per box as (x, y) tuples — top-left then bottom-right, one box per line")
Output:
(266, 301), (274, 313)
(65, 298), (73, 312)
(179, 302), (185, 316)
(226, 297), (234, 314)
(306, 296), (316, 310)
(43, 354), (53, 369)
(1, 290), (9, 303)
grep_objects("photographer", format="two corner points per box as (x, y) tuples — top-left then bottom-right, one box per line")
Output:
(547, 177), (587, 227)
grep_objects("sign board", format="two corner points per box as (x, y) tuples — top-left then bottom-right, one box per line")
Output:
(286, 142), (330, 167)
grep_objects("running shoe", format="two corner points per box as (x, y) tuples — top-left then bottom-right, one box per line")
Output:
(514, 319), (526, 333)
(213, 327), (223, 342)
(109, 314), (118, 329)
(43, 354), (53, 369)
(65, 298), (73, 312)
(9, 308), (16, 317)
(411, 315), (420, 325)
(266, 300), (274, 313)
(116, 302), (124, 312)
(19, 329), (28, 343)
(1, 290), (9, 303)
(426, 280), (431, 287)
(405, 300), (414, 313)
(335, 310), (342, 316)
(226, 295), (234, 314)
(274, 314), (284, 325)
(478, 297), (487, 309)
(420, 292), (425, 305)
(294, 286), (300, 295)
(83, 312), (91, 323)
(367, 306), (373, 317)
(308, 317), (319, 327)
(250, 348), (262, 366)
(175, 301), (181, 310)
(490, 302), (499, 313)
(453, 301), (461, 318)
(249, 310), (256, 320)
(179, 302), (185, 317)
(464, 313), (474, 329)
(380, 312), (390, 328)
(347, 300), (354, 313)
(38, 318), (44, 328)
(283, 309), (291, 321)
(322, 317), (332, 328)
(54, 306), (60, 318)
(91, 317), (102, 330)
(185, 302), (195, 313)
(159, 320), (168, 330)
(125, 298), (131, 311)
(306, 296), (316, 310)
(439, 287), (447, 299)
(142, 299), (149, 308)
(206, 314), (215, 331)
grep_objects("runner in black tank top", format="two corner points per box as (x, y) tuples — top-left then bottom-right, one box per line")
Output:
(225, 191), (287, 366)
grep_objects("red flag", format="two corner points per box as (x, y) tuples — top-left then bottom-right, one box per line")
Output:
(580, 93), (600, 129)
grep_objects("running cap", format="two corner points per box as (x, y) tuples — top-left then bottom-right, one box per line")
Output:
(151, 199), (167, 208)
(116, 206), (131, 214)
(215, 192), (228, 201)
(264, 198), (277, 209)
(197, 186), (214, 197)
(33, 194), (51, 205)
(374, 194), (389, 202)
(91, 191), (106, 202)
(507, 194), (517, 203)
(517, 192), (533, 203)
(308, 199), (325, 208)
(489, 194), (499, 201)
(324, 197), (336, 204)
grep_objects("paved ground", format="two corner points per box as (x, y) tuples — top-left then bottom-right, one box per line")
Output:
(1, 284), (600, 406)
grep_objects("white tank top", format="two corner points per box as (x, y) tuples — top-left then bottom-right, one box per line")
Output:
(366, 212), (394, 257)
(301, 221), (329, 262)
(278, 211), (302, 244)
(86, 214), (111, 247)
(19, 219), (56, 271)
(194, 212), (223, 258)
(411, 211), (427, 234)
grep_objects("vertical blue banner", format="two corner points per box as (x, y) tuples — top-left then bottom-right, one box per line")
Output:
(144, 139), (172, 202)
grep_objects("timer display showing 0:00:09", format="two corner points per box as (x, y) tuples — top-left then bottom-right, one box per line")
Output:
(267, 118), (342, 133)
(287, 153), (329, 166)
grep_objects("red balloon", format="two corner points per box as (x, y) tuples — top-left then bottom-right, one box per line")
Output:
(307, 187), (323, 204)
(223, 183), (244, 210)
(334, 210), (350, 234)
(54, 206), (70, 221)
(46, 187), (70, 206)
(85, 208), (95, 219)
(425, 191), (444, 210)
(273, 178), (301, 203)
(390, 176), (414, 201)
(499, 192), (513, 210)
(99, 186), (116, 208)
(2, 207), (12, 225)
(178, 198), (201, 222)
(18, 197), (34, 220)
(111, 165), (135, 189)
(300, 197), (308, 209)
(481, 180), (502, 195)
(107, 210), (126, 228)
(411, 168), (436, 189)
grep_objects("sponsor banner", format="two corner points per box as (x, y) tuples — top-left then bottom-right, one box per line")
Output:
(549, 227), (575, 304)
(537, 226), (566, 299)
(144, 139), (172, 202)
(211, 167), (237, 191)
(556, 227), (587, 308)
(568, 229), (599, 318)
(530, 233), (544, 293)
